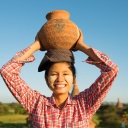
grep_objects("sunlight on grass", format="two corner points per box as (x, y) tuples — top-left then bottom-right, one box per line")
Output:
(0, 114), (28, 123)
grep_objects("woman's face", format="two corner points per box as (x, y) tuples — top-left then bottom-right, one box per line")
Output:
(47, 62), (74, 95)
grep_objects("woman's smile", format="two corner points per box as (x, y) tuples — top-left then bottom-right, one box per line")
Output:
(54, 84), (66, 88)
(47, 62), (74, 94)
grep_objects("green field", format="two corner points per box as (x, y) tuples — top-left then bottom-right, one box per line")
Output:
(0, 114), (29, 128)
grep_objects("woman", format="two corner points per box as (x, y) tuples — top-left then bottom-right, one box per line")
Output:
(0, 30), (118, 128)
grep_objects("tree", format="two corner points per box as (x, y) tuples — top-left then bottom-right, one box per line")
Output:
(0, 102), (9, 115)
(96, 104), (121, 128)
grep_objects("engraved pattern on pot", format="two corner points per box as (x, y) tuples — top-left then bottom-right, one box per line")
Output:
(54, 19), (65, 33)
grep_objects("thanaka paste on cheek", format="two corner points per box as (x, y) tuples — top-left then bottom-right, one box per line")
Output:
(64, 75), (73, 84)
(48, 75), (73, 85)
(48, 76), (57, 84)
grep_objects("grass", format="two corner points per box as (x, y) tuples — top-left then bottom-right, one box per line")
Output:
(0, 114), (29, 128)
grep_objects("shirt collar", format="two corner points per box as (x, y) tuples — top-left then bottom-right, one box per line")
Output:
(46, 93), (77, 107)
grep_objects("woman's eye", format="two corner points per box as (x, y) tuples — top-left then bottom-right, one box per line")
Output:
(51, 74), (57, 76)
(64, 74), (69, 75)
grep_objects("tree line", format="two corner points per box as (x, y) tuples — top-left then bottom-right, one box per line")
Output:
(95, 103), (128, 128)
(0, 102), (28, 115)
(0, 102), (128, 127)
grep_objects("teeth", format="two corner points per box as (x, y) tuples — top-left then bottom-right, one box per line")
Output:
(55, 85), (65, 88)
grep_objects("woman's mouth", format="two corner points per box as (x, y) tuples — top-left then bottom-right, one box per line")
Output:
(54, 84), (66, 88)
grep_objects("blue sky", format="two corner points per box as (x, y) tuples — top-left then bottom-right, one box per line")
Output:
(0, 0), (128, 103)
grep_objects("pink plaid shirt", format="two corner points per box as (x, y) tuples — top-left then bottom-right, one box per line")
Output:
(0, 47), (118, 128)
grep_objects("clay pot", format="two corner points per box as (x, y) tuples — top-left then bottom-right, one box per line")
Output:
(38, 10), (80, 50)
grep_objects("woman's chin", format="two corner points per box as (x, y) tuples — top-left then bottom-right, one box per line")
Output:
(54, 90), (68, 95)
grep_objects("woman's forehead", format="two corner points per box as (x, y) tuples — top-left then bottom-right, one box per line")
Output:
(49, 62), (71, 71)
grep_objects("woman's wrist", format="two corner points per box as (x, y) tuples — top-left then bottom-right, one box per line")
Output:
(30, 40), (41, 52)
(80, 44), (100, 62)
(17, 41), (41, 61)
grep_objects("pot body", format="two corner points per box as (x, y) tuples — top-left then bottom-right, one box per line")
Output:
(38, 10), (79, 50)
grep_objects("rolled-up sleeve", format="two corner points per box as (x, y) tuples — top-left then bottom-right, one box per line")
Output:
(0, 47), (43, 114)
(76, 48), (119, 119)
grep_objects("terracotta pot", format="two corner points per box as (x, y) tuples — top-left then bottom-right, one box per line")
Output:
(38, 10), (80, 50)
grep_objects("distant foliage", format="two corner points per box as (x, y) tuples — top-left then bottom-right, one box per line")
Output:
(0, 102), (9, 115)
(0, 102), (28, 115)
(9, 102), (28, 114)
(96, 104), (121, 128)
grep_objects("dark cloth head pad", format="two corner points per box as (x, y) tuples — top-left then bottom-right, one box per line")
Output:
(38, 49), (75, 72)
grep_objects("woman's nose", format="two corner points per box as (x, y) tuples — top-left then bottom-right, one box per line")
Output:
(56, 74), (64, 82)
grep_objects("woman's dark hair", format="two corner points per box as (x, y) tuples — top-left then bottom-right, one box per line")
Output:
(45, 62), (76, 77)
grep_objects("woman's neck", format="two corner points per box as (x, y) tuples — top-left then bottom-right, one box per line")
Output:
(53, 93), (68, 109)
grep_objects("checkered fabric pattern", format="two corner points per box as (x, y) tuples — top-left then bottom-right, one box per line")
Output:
(0, 47), (118, 128)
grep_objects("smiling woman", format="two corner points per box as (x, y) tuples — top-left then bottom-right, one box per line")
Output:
(0, 27), (118, 127)
(46, 62), (74, 108)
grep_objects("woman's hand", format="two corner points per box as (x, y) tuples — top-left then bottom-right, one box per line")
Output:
(35, 32), (45, 51)
(75, 29), (84, 50)
(72, 29), (90, 52)
(73, 29), (100, 62)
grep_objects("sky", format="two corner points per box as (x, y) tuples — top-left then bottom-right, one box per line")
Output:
(0, 0), (128, 103)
